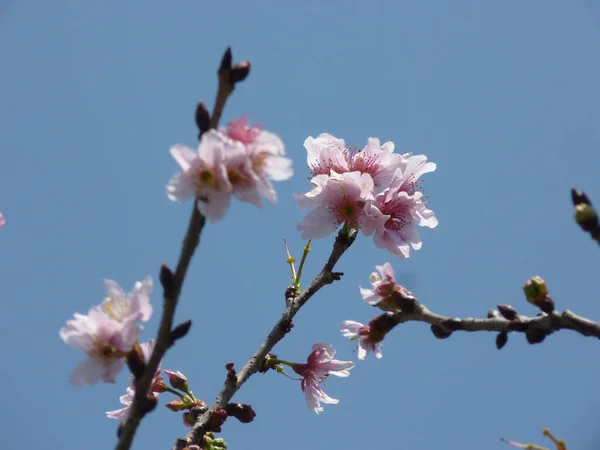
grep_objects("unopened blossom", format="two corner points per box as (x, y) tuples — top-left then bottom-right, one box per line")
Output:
(60, 307), (140, 386)
(102, 277), (153, 324)
(106, 339), (162, 420)
(292, 343), (354, 414)
(364, 154), (437, 257)
(296, 171), (376, 239)
(164, 369), (188, 391)
(360, 262), (397, 306)
(167, 129), (238, 222)
(340, 320), (383, 360)
(223, 117), (293, 205)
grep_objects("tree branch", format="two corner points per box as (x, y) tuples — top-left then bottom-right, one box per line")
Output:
(115, 47), (243, 450)
(373, 295), (600, 346)
(174, 228), (358, 450)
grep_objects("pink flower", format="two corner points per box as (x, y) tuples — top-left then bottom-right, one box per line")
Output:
(102, 277), (153, 324)
(167, 130), (237, 222)
(345, 138), (403, 194)
(222, 117), (293, 205)
(292, 343), (354, 414)
(304, 133), (349, 176)
(60, 307), (140, 386)
(295, 171), (376, 239)
(106, 339), (161, 420)
(359, 263), (397, 306)
(364, 154), (437, 257)
(340, 321), (383, 360)
(0, 212), (4, 228)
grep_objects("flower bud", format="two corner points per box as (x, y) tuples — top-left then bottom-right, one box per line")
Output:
(523, 276), (554, 314)
(211, 437), (227, 449)
(151, 374), (168, 393)
(164, 369), (189, 391)
(496, 331), (508, 350)
(230, 61), (251, 84)
(165, 397), (189, 412)
(195, 102), (210, 136)
(497, 304), (518, 321)
(575, 203), (599, 232)
(182, 412), (195, 427)
(225, 402), (256, 423)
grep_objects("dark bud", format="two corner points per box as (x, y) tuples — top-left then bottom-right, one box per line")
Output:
(195, 102), (210, 137)
(431, 324), (452, 339)
(208, 408), (228, 433)
(190, 401), (209, 418)
(571, 187), (592, 207)
(126, 342), (146, 379)
(229, 61), (251, 84)
(539, 296), (555, 314)
(160, 264), (177, 295)
(226, 362), (237, 380)
(170, 320), (192, 347)
(141, 395), (158, 415)
(219, 47), (233, 73)
(225, 402), (256, 423)
(496, 332), (508, 350)
(497, 304), (518, 321)
(525, 330), (547, 345)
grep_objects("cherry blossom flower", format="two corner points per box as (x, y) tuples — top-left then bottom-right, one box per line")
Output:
(340, 320), (383, 360)
(360, 262), (397, 306)
(296, 171), (376, 239)
(167, 130), (237, 222)
(223, 117), (293, 205)
(364, 154), (438, 257)
(344, 138), (403, 194)
(60, 307), (140, 386)
(101, 277), (153, 324)
(0, 212), (4, 228)
(292, 343), (354, 414)
(106, 339), (162, 420)
(304, 133), (349, 176)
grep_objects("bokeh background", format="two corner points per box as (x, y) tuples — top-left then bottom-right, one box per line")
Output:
(2, 1), (600, 449)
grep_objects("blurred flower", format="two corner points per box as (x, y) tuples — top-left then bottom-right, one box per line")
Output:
(292, 343), (354, 414)
(360, 262), (397, 306)
(340, 320), (383, 360)
(0, 212), (5, 228)
(106, 339), (162, 420)
(102, 277), (153, 323)
(60, 307), (139, 386)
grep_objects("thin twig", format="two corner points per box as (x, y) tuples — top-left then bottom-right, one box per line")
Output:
(115, 47), (240, 450)
(174, 228), (358, 449)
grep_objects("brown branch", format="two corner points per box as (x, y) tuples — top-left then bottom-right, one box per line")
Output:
(115, 47), (244, 450)
(367, 292), (600, 346)
(173, 228), (358, 450)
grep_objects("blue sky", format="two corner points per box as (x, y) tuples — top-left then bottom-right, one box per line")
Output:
(2, 1), (600, 449)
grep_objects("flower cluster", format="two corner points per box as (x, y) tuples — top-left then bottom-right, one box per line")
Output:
(59, 277), (153, 386)
(167, 117), (293, 222)
(295, 133), (437, 258)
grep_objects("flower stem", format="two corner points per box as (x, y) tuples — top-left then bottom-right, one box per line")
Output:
(295, 240), (312, 291)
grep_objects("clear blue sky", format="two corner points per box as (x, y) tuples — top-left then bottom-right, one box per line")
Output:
(2, 1), (600, 449)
